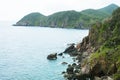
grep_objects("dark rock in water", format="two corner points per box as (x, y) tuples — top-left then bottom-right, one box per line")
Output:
(63, 44), (78, 56)
(47, 53), (57, 60)
(67, 43), (75, 46)
(64, 44), (76, 53)
(61, 62), (68, 65)
(64, 73), (74, 80)
(69, 50), (78, 56)
(62, 71), (66, 74)
(58, 53), (63, 56)
(72, 63), (77, 67)
(72, 57), (76, 62)
(66, 65), (74, 74)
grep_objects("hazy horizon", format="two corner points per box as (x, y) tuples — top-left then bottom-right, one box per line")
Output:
(0, 0), (120, 21)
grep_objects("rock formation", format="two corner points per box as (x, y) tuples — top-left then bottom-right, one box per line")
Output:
(63, 8), (120, 80)
(47, 53), (57, 60)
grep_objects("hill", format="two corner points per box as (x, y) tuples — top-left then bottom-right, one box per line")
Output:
(63, 7), (120, 80)
(99, 3), (119, 14)
(15, 12), (45, 26)
(14, 4), (119, 29)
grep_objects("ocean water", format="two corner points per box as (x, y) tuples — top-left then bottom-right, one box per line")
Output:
(0, 22), (88, 80)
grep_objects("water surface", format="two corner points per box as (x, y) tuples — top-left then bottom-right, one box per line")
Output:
(0, 22), (88, 80)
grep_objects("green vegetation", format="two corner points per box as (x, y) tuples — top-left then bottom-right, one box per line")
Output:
(99, 3), (119, 14)
(87, 7), (120, 79)
(14, 4), (119, 29)
(16, 12), (46, 26)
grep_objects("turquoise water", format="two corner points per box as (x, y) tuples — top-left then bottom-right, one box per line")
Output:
(0, 22), (88, 80)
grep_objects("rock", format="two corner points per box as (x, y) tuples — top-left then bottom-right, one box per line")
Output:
(64, 73), (74, 80)
(72, 63), (77, 67)
(101, 76), (113, 80)
(81, 64), (90, 74)
(58, 53), (63, 56)
(74, 73), (93, 80)
(76, 43), (81, 51)
(76, 53), (83, 62)
(74, 69), (80, 73)
(72, 57), (76, 62)
(90, 62), (106, 77)
(47, 53), (57, 60)
(94, 76), (102, 80)
(107, 77), (113, 80)
(61, 62), (68, 65)
(64, 44), (76, 53)
(67, 43), (75, 46)
(69, 50), (78, 56)
(62, 71), (66, 74)
(107, 63), (117, 75)
(66, 64), (74, 74)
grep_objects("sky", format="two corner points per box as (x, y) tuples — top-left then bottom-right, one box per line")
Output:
(0, 0), (120, 21)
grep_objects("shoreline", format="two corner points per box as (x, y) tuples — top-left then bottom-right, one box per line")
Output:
(13, 25), (89, 30)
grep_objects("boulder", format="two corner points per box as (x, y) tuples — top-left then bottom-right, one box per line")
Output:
(94, 76), (102, 80)
(72, 63), (77, 67)
(101, 76), (113, 80)
(47, 53), (57, 60)
(62, 71), (66, 74)
(61, 62), (68, 65)
(66, 65), (74, 74)
(64, 44), (76, 53)
(58, 53), (63, 56)
(64, 73), (74, 80)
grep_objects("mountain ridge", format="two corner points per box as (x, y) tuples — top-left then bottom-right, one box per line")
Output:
(14, 4), (119, 29)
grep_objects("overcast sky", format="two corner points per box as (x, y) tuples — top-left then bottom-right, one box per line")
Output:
(0, 0), (120, 21)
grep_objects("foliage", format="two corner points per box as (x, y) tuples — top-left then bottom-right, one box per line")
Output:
(88, 7), (120, 79)
(99, 4), (119, 14)
(15, 4), (119, 28)
(16, 12), (45, 26)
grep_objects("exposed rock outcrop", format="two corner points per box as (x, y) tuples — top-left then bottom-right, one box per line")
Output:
(61, 62), (68, 65)
(63, 8), (120, 80)
(63, 43), (78, 56)
(47, 53), (57, 60)
(58, 53), (63, 56)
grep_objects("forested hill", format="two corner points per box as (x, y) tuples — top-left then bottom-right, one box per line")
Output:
(14, 4), (119, 29)
(62, 7), (120, 80)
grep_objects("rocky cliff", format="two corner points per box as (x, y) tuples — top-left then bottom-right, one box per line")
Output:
(63, 7), (120, 80)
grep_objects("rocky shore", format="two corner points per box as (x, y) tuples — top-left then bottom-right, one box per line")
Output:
(61, 8), (120, 80)
(61, 43), (114, 80)
(47, 8), (120, 80)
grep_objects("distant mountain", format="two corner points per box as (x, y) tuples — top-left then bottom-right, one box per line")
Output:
(14, 4), (119, 29)
(98, 3), (119, 14)
(15, 12), (45, 26)
(41, 10), (91, 28)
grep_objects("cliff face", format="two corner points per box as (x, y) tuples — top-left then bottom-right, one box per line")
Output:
(63, 8), (120, 80)
(76, 7), (120, 80)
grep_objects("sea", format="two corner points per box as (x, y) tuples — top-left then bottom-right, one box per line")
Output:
(0, 21), (88, 80)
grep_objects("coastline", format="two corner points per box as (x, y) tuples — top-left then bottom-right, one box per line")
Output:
(13, 25), (89, 30)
